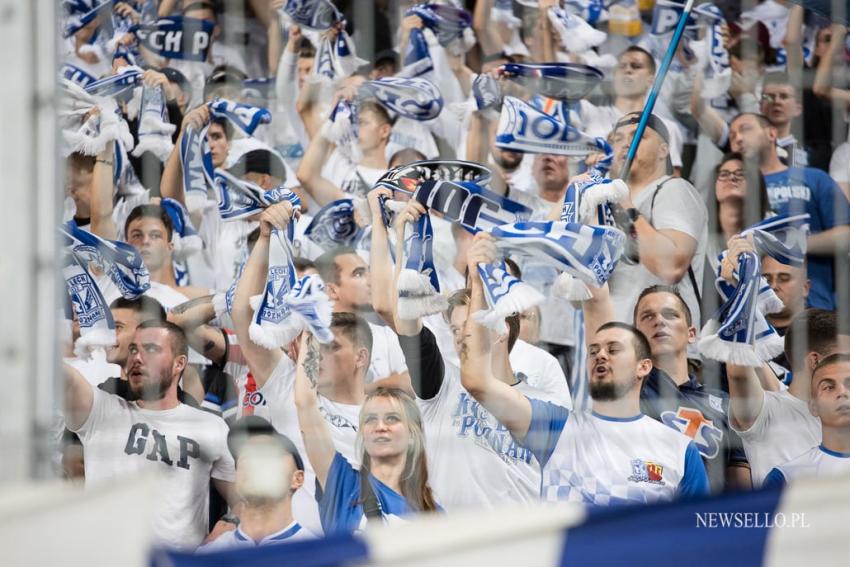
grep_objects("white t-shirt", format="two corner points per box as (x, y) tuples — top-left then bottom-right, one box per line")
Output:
(731, 389), (822, 486)
(526, 403), (708, 504)
(765, 445), (850, 487)
(365, 321), (408, 384)
(607, 176), (707, 332)
(416, 364), (559, 511)
(72, 388), (235, 549)
(510, 339), (572, 407)
(829, 141), (850, 184)
(578, 101), (684, 168)
(196, 521), (316, 552)
(250, 356), (362, 535)
(322, 150), (387, 198)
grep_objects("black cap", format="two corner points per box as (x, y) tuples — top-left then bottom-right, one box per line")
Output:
(227, 416), (304, 471)
(160, 67), (191, 94)
(613, 112), (673, 173)
(228, 149), (287, 182)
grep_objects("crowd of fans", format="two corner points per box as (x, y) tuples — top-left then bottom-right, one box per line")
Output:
(58, 0), (850, 553)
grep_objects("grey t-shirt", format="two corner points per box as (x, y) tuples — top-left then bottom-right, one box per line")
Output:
(607, 176), (708, 332)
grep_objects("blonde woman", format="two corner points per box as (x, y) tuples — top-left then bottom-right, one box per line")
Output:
(294, 331), (440, 534)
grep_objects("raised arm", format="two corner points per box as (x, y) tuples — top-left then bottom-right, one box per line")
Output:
(168, 295), (228, 365)
(813, 25), (850, 103)
(160, 105), (211, 208)
(459, 232), (533, 439)
(630, 220), (698, 284)
(91, 142), (118, 239)
(230, 201), (294, 386)
(782, 4), (805, 80)
(295, 111), (347, 206)
(293, 332), (336, 488)
(64, 363), (94, 431)
(368, 188), (397, 328)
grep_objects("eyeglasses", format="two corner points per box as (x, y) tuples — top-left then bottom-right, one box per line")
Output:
(718, 169), (745, 181)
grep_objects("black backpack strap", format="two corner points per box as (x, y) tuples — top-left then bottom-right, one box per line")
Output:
(360, 466), (383, 521)
(648, 177), (702, 306)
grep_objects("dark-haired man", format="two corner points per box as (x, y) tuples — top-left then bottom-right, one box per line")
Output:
(606, 114), (708, 342)
(64, 321), (235, 549)
(727, 307), (850, 486)
(727, 112), (850, 310)
(764, 353), (850, 487)
(460, 232), (709, 504)
(582, 283), (750, 491)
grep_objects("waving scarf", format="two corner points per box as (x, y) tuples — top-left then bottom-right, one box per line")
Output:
(132, 84), (175, 161)
(278, 0), (342, 30)
(215, 170), (301, 226)
(397, 213), (448, 319)
(406, 3), (472, 48)
(61, 63), (98, 89)
(304, 199), (364, 251)
(180, 98), (272, 212)
(286, 275), (335, 344)
(397, 27), (434, 79)
(547, 6), (607, 53)
(311, 27), (367, 83)
(473, 261), (545, 333)
(692, 3), (731, 99)
(63, 0), (111, 38)
(320, 99), (361, 164)
(362, 77), (444, 122)
(501, 62), (604, 102)
(160, 198), (202, 261)
(63, 252), (115, 358)
(496, 96), (606, 156)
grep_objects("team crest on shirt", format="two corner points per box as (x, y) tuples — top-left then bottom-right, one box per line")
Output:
(628, 459), (664, 485)
(661, 407), (723, 459)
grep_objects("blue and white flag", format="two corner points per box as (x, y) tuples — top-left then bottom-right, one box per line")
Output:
(362, 77), (444, 122)
(496, 96), (605, 156)
(160, 198), (202, 261)
(547, 6), (607, 53)
(474, 261), (544, 333)
(61, 63), (97, 89)
(409, 179), (532, 232)
(278, 0), (342, 31)
(208, 98), (272, 136)
(489, 221), (626, 290)
(407, 3), (472, 48)
(700, 252), (784, 366)
(84, 65), (143, 99)
(304, 199), (363, 251)
(131, 17), (214, 62)
(132, 84), (175, 161)
(397, 213), (447, 320)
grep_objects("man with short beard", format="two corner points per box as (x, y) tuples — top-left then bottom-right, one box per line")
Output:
(460, 233), (709, 505)
(64, 321), (235, 549)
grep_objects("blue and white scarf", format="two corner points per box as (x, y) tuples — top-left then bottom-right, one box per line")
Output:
(286, 275), (335, 344)
(496, 96), (606, 156)
(397, 213), (448, 320)
(500, 62), (604, 102)
(160, 198), (202, 261)
(213, 259), (245, 320)
(215, 170), (301, 226)
(84, 65), (144, 98)
(742, 213), (810, 267)
(563, 0), (607, 26)
(408, 179), (533, 232)
(692, 3), (731, 100)
(278, 0), (342, 31)
(488, 221), (626, 290)
(699, 252), (784, 367)
(131, 17), (214, 62)
(63, 0), (111, 38)
(310, 27), (367, 83)
(397, 27), (434, 79)
(447, 73), (501, 126)
(249, 227), (301, 349)
(362, 77), (444, 122)
(406, 3), (472, 48)
(304, 199), (364, 251)
(473, 261), (544, 333)
(320, 99), (361, 164)
(61, 86), (135, 158)
(63, 253), (115, 358)
(132, 84), (175, 161)
(61, 63), (98, 89)
(547, 6), (607, 54)
(180, 98), (272, 212)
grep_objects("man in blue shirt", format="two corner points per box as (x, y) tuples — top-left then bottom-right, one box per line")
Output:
(728, 112), (850, 310)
